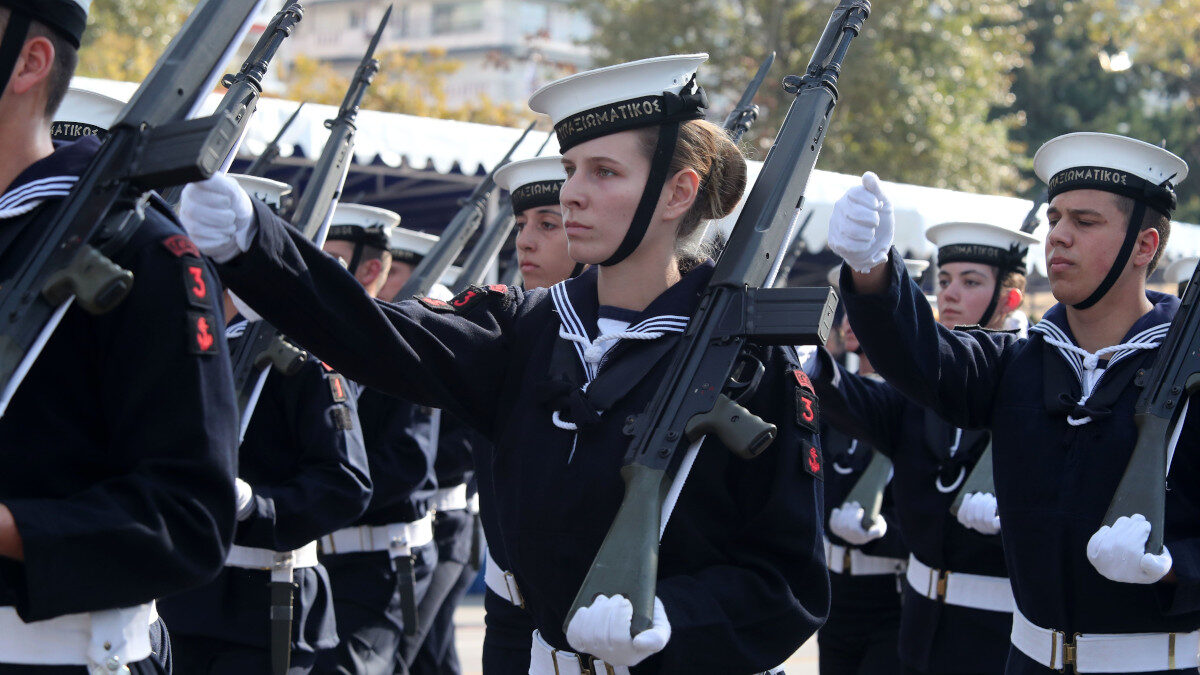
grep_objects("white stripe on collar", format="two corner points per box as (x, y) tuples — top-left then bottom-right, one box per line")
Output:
(0, 175), (78, 220)
(1030, 318), (1168, 425)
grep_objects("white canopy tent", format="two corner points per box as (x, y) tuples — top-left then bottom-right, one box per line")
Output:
(71, 75), (1200, 277)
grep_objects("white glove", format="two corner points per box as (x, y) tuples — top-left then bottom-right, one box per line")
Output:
(235, 477), (255, 521)
(1087, 514), (1173, 584)
(829, 501), (887, 546)
(956, 492), (1001, 535)
(827, 171), (895, 274)
(179, 174), (257, 263)
(565, 594), (670, 667)
(229, 291), (262, 323)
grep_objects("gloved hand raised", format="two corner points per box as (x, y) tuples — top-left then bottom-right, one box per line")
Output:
(827, 171), (895, 274)
(1087, 514), (1173, 584)
(565, 594), (670, 667)
(956, 492), (1001, 535)
(829, 501), (887, 546)
(179, 173), (257, 263)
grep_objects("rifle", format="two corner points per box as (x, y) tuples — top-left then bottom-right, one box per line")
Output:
(160, 1), (305, 207)
(393, 120), (537, 300)
(226, 11), (390, 675)
(723, 52), (774, 144)
(949, 191), (1046, 516)
(566, 0), (868, 635)
(230, 7), (390, 437)
(843, 449), (892, 528)
(1102, 256), (1200, 553)
(451, 131), (555, 293)
(0, 0), (263, 417)
(246, 102), (307, 176)
(772, 210), (815, 287)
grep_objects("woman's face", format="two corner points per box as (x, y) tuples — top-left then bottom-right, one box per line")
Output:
(935, 262), (997, 328)
(514, 206), (575, 289)
(558, 130), (681, 266)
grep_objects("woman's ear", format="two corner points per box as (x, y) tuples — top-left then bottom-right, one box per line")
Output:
(660, 168), (700, 221)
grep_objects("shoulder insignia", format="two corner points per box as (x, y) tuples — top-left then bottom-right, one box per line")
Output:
(418, 296), (456, 313)
(162, 234), (200, 258)
(803, 445), (824, 481)
(791, 369), (819, 433)
(330, 404), (355, 431)
(181, 260), (211, 309)
(326, 372), (349, 403)
(188, 311), (219, 355)
(791, 368), (814, 394)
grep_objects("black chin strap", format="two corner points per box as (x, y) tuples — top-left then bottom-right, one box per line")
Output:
(347, 241), (366, 275)
(979, 279), (1003, 328)
(570, 262), (585, 278)
(0, 11), (32, 101)
(599, 121), (681, 267)
(1072, 200), (1147, 310)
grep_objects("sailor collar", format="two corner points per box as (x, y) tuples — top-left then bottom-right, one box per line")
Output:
(1030, 291), (1176, 425)
(0, 136), (97, 220)
(549, 260), (707, 382)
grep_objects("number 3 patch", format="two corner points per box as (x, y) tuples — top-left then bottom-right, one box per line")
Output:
(791, 369), (819, 432)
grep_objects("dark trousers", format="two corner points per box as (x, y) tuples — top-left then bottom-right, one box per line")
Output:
(408, 509), (479, 675)
(481, 588), (533, 675)
(314, 541), (438, 675)
(0, 617), (172, 674)
(170, 634), (315, 675)
(819, 612), (902, 675)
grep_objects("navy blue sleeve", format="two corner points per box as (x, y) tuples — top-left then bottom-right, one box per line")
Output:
(652, 347), (828, 670)
(217, 200), (530, 435)
(809, 347), (907, 458)
(841, 252), (1017, 430)
(4, 221), (239, 620)
(235, 358), (372, 551)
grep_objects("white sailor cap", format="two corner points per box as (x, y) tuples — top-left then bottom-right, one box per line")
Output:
(230, 174), (291, 212)
(926, 221), (1040, 275)
(528, 54), (709, 152)
(828, 258), (928, 288)
(328, 203), (400, 251)
(52, 87), (124, 142)
(495, 156), (565, 214)
(1034, 132), (1189, 217)
(2, 0), (91, 47)
(1164, 256), (1199, 285)
(386, 226), (437, 266)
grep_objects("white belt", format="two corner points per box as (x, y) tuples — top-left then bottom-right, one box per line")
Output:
(0, 602), (155, 669)
(226, 541), (320, 583)
(1011, 607), (1200, 672)
(530, 629), (629, 675)
(320, 513), (435, 558)
(824, 537), (908, 576)
(905, 554), (1014, 613)
(485, 549), (524, 608)
(430, 483), (470, 513)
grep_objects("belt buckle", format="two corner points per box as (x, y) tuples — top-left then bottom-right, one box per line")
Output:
(504, 570), (525, 609)
(1051, 630), (1078, 672)
(577, 654), (594, 675)
(843, 549), (853, 574)
(928, 567), (949, 602)
(389, 531), (411, 557)
(273, 550), (295, 570)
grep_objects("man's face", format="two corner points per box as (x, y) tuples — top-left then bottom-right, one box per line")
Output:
(378, 260), (415, 302)
(1044, 190), (1132, 305)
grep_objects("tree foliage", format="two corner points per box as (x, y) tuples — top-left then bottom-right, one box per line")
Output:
(76, 0), (192, 81)
(282, 48), (532, 127)
(575, 0), (1031, 194)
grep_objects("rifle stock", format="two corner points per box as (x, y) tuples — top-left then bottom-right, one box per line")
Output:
(844, 450), (892, 528)
(566, 0), (869, 635)
(949, 442), (994, 516)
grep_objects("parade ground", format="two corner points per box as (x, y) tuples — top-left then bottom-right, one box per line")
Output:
(451, 595), (820, 674)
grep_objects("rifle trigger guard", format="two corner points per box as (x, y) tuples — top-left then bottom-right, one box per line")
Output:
(725, 351), (766, 405)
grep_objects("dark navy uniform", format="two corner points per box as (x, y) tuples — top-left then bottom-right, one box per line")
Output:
(817, 422), (906, 675)
(159, 327), (371, 674)
(407, 412), (483, 675)
(809, 342), (1011, 674)
(314, 387), (439, 675)
(0, 137), (239, 672)
(214, 200), (829, 672)
(841, 253), (1200, 674)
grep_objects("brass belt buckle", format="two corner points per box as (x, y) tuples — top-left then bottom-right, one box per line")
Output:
(576, 654), (593, 675)
(843, 549), (853, 574)
(1052, 630), (1078, 672)
(933, 570), (949, 602)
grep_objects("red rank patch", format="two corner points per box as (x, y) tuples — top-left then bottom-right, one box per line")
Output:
(418, 296), (455, 313)
(188, 311), (219, 355)
(486, 284), (508, 294)
(804, 446), (824, 480)
(791, 369), (814, 394)
(795, 388), (819, 433)
(182, 261), (210, 309)
(162, 234), (200, 258)
(327, 373), (349, 403)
